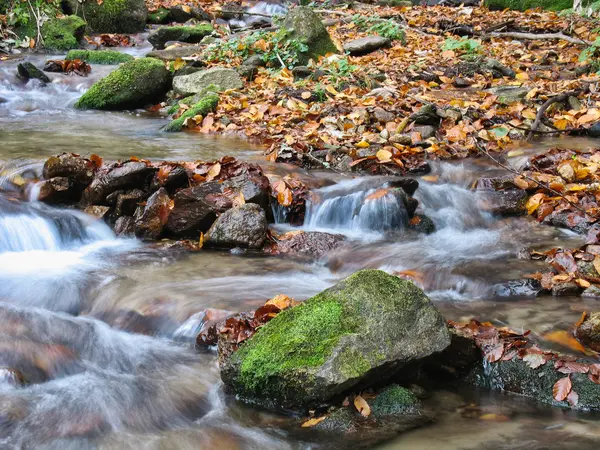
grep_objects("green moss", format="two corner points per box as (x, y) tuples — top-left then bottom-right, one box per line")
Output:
(236, 298), (352, 392)
(484, 0), (571, 11)
(75, 57), (170, 110)
(64, 0), (146, 33)
(371, 385), (420, 417)
(65, 50), (134, 64)
(163, 93), (219, 132)
(148, 7), (170, 24)
(41, 15), (86, 51)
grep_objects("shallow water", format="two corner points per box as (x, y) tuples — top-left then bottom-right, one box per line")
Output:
(1, 43), (600, 449)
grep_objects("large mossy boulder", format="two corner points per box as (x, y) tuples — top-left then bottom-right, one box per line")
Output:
(62, 0), (147, 33)
(148, 24), (213, 50)
(220, 270), (451, 411)
(75, 58), (170, 110)
(280, 6), (339, 65)
(41, 15), (86, 51)
(484, 0), (570, 10)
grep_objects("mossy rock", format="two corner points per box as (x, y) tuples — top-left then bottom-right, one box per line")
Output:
(163, 93), (219, 132)
(280, 6), (339, 65)
(148, 7), (171, 24)
(41, 15), (86, 51)
(484, 0), (571, 11)
(65, 50), (134, 65)
(148, 24), (213, 50)
(75, 58), (170, 110)
(220, 269), (450, 411)
(62, 0), (147, 33)
(371, 385), (421, 417)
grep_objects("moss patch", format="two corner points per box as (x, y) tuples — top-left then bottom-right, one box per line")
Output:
(148, 7), (170, 24)
(41, 15), (86, 51)
(484, 0), (571, 10)
(65, 50), (134, 64)
(163, 93), (219, 131)
(371, 385), (420, 417)
(75, 57), (170, 110)
(63, 0), (147, 33)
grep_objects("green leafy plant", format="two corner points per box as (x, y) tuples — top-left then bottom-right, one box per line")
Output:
(321, 57), (358, 89)
(442, 37), (482, 55)
(580, 36), (600, 72)
(352, 15), (405, 42)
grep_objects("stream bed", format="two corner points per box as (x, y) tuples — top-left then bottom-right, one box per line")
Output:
(2, 51), (600, 449)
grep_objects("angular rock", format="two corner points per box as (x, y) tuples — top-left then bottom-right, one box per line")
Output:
(148, 24), (213, 50)
(146, 45), (204, 61)
(75, 58), (171, 110)
(205, 203), (267, 249)
(37, 177), (79, 204)
(220, 269), (451, 411)
(280, 6), (339, 65)
(479, 188), (527, 215)
(266, 231), (345, 259)
(83, 161), (157, 205)
(114, 189), (147, 216)
(43, 153), (95, 186)
(343, 36), (391, 56)
(114, 216), (135, 236)
(166, 182), (222, 238)
(575, 312), (600, 352)
(62, 0), (147, 33)
(173, 68), (244, 96)
(169, 5), (211, 23)
(17, 62), (50, 84)
(135, 188), (172, 240)
(84, 205), (111, 219)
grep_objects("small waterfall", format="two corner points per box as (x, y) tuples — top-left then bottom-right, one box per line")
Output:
(304, 179), (409, 235)
(229, 2), (289, 28)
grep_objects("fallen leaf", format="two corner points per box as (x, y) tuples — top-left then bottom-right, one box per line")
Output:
(354, 394), (371, 417)
(553, 376), (572, 402)
(376, 149), (392, 162)
(301, 416), (326, 427)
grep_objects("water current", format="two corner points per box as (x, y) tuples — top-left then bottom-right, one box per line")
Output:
(2, 29), (600, 450)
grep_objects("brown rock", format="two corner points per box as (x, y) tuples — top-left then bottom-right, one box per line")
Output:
(575, 312), (600, 351)
(134, 188), (172, 240)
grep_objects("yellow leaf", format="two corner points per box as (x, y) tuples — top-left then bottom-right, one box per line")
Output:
(516, 72), (529, 80)
(301, 91), (312, 100)
(554, 118), (569, 130)
(522, 109), (537, 120)
(526, 193), (546, 215)
(206, 162), (221, 182)
(355, 140), (370, 148)
(173, 58), (186, 71)
(593, 256), (600, 278)
(198, 232), (204, 249)
(376, 149), (392, 162)
(354, 395), (371, 417)
(181, 5), (191, 13)
(302, 416), (327, 427)
(233, 192), (245, 208)
(326, 85), (339, 95)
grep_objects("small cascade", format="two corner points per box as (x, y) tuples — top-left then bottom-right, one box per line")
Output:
(304, 179), (409, 235)
(229, 1), (289, 28)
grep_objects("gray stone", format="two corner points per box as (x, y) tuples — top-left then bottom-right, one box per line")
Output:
(343, 36), (391, 56)
(17, 62), (50, 84)
(413, 125), (437, 139)
(148, 24), (213, 50)
(82, 162), (157, 205)
(220, 270), (450, 411)
(487, 86), (529, 105)
(146, 45), (204, 61)
(205, 203), (267, 249)
(173, 68), (244, 96)
(267, 231), (344, 259)
(373, 107), (395, 123)
(390, 134), (412, 145)
(280, 6), (339, 65)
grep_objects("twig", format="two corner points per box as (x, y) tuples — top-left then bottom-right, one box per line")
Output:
(528, 88), (586, 140)
(485, 31), (590, 46)
(477, 142), (596, 219)
(305, 150), (343, 174)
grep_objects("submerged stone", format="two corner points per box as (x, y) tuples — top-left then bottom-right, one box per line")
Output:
(220, 269), (450, 411)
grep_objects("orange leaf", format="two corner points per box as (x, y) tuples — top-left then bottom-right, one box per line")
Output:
(206, 162), (221, 182)
(354, 394), (371, 417)
(553, 376), (572, 402)
(365, 189), (389, 201)
(301, 416), (326, 427)
(543, 330), (588, 354)
(376, 149), (392, 162)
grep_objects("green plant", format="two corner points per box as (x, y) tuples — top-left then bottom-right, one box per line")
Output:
(352, 15), (406, 42)
(321, 57), (358, 88)
(580, 36), (600, 72)
(442, 37), (482, 55)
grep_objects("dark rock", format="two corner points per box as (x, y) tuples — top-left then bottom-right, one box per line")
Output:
(372, 107), (395, 123)
(114, 216), (135, 236)
(220, 270), (450, 411)
(150, 165), (189, 193)
(475, 175), (518, 190)
(492, 279), (542, 297)
(543, 210), (593, 234)
(0, 97), (7, 104)
(575, 312), (600, 352)
(410, 104), (440, 126)
(146, 45), (204, 61)
(134, 188), (172, 240)
(413, 125), (437, 139)
(343, 36), (391, 56)
(17, 62), (51, 84)
(148, 24), (213, 50)
(453, 77), (472, 88)
(222, 174), (270, 211)
(389, 178), (419, 196)
(587, 122), (600, 138)
(292, 66), (313, 80)
(61, 0), (147, 33)
(114, 189), (146, 216)
(205, 203), (267, 249)
(479, 188), (527, 215)
(83, 161), (157, 205)
(406, 197), (418, 217)
(482, 58), (515, 78)
(83, 205), (111, 219)
(551, 281), (581, 296)
(37, 177), (80, 204)
(43, 153), (95, 186)
(169, 5), (211, 23)
(409, 214), (435, 233)
(166, 182), (224, 238)
(266, 231), (344, 258)
(242, 55), (264, 68)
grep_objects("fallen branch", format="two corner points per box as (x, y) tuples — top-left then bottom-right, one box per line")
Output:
(477, 143), (596, 220)
(485, 31), (590, 46)
(528, 88), (586, 140)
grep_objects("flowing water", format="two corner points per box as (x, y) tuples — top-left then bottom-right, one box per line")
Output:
(2, 36), (600, 449)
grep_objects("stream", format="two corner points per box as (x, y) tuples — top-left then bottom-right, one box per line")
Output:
(2, 47), (600, 449)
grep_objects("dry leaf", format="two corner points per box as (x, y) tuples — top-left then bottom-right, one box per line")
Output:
(553, 376), (572, 402)
(301, 416), (326, 427)
(354, 394), (371, 417)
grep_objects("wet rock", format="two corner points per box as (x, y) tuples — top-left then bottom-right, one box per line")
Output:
(166, 182), (223, 238)
(148, 24), (213, 50)
(492, 279), (542, 297)
(84, 205), (111, 219)
(173, 67), (244, 96)
(480, 188), (527, 215)
(280, 6), (339, 65)
(582, 285), (600, 298)
(113, 189), (147, 216)
(587, 122), (600, 138)
(0, 368), (25, 387)
(575, 312), (600, 352)
(205, 203), (267, 249)
(146, 45), (204, 61)
(17, 62), (51, 84)
(343, 36), (391, 56)
(551, 281), (581, 296)
(114, 216), (135, 236)
(409, 214), (435, 233)
(150, 165), (189, 193)
(41, 15), (86, 51)
(0, 97), (7, 104)
(83, 161), (157, 205)
(543, 210), (593, 234)
(169, 5), (211, 23)
(220, 270), (451, 411)
(75, 58), (171, 110)
(43, 153), (95, 186)
(222, 174), (270, 211)
(266, 231), (345, 259)
(62, 0), (147, 33)
(389, 178), (419, 196)
(191, 308), (236, 346)
(135, 188), (172, 240)
(475, 175), (518, 190)
(37, 177), (80, 204)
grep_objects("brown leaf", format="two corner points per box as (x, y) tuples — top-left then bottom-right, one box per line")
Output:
(301, 416), (326, 427)
(553, 376), (572, 402)
(206, 163), (221, 182)
(354, 394), (371, 417)
(265, 294), (298, 310)
(485, 343), (504, 363)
